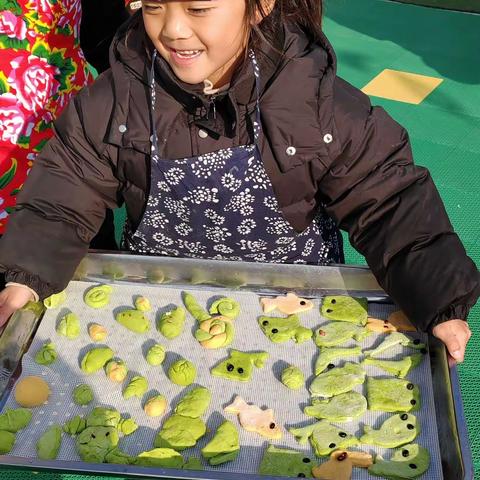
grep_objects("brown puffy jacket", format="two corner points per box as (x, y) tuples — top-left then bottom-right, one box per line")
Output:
(0, 19), (478, 331)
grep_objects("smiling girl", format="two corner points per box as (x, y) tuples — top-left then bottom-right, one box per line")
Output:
(0, 1), (477, 361)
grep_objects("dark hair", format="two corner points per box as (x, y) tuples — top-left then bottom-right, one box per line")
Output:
(117, 1), (323, 59)
(248, 0), (323, 44)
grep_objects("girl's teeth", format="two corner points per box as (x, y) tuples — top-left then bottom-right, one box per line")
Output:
(176, 50), (200, 58)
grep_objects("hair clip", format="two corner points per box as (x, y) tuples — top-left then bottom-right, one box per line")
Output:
(128, 0), (142, 10)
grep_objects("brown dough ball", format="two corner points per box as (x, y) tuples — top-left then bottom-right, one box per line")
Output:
(15, 376), (51, 407)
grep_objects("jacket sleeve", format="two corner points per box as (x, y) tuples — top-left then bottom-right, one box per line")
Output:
(0, 81), (120, 300)
(320, 78), (480, 332)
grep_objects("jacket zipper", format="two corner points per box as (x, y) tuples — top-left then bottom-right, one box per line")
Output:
(208, 95), (217, 120)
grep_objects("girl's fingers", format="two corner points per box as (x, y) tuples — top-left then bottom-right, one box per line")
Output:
(432, 319), (471, 363)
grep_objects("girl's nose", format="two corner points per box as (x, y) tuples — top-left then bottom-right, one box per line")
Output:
(161, 10), (192, 41)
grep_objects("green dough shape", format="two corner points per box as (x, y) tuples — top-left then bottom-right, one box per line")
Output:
(63, 416), (86, 435)
(304, 391), (367, 422)
(105, 360), (128, 382)
(368, 443), (430, 479)
(183, 292), (210, 322)
(115, 309), (150, 333)
(146, 344), (166, 366)
(135, 296), (151, 312)
(259, 444), (315, 477)
(118, 418), (138, 435)
(183, 456), (204, 470)
(84, 285), (113, 309)
(289, 420), (359, 456)
(363, 354), (424, 378)
(201, 420), (239, 466)
(321, 296), (368, 325)
(364, 332), (426, 358)
(281, 366), (304, 390)
(21, 301), (46, 317)
(104, 447), (135, 465)
(209, 298), (240, 320)
(76, 426), (119, 463)
(136, 448), (184, 468)
(86, 407), (121, 428)
(367, 377), (421, 412)
(258, 314), (313, 344)
(56, 312), (80, 339)
(315, 346), (362, 374)
(81, 347), (114, 374)
(35, 342), (57, 366)
(175, 386), (211, 418)
(0, 408), (32, 432)
(36, 424), (62, 460)
(0, 431), (15, 454)
(158, 306), (186, 339)
(168, 359), (196, 386)
(195, 317), (235, 349)
(361, 413), (419, 448)
(73, 384), (94, 406)
(309, 362), (366, 398)
(123, 376), (148, 399)
(314, 321), (370, 347)
(154, 414), (206, 450)
(43, 291), (67, 309)
(211, 350), (269, 382)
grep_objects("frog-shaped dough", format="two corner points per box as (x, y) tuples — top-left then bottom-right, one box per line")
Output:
(364, 332), (426, 358)
(360, 413), (419, 448)
(312, 453), (353, 480)
(321, 296), (368, 325)
(211, 350), (269, 382)
(363, 354), (423, 378)
(63, 408), (137, 463)
(367, 378), (420, 412)
(315, 346), (362, 374)
(154, 414), (206, 450)
(115, 309), (150, 333)
(201, 420), (240, 466)
(104, 447), (135, 465)
(314, 321), (370, 347)
(281, 365), (304, 390)
(56, 312), (80, 339)
(81, 347), (114, 374)
(309, 362), (366, 398)
(158, 306), (186, 339)
(174, 386), (211, 418)
(258, 314), (313, 344)
(368, 443), (430, 479)
(304, 391), (367, 422)
(259, 445), (315, 477)
(84, 285), (113, 309)
(289, 420), (359, 456)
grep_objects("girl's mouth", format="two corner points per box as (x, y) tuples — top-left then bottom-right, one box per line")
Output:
(169, 48), (203, 65)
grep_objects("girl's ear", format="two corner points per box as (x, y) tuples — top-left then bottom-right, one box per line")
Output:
(253, 0), (276, 25)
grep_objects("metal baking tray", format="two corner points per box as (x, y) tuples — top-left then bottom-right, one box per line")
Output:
(0, 252), (474, 479)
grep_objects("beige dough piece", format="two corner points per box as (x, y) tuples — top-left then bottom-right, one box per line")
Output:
(260, 293), (313, 315)
(15, 376), (50, 407)
(367, 310), (416, 333)
(312, 452), (353, 480)
(224, 396), (282, 440)
(331, 450), (373, 468)
(89, 324), (108, 342)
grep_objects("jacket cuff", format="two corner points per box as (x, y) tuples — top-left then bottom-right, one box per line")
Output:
(430, 301), (475, 331)
(4, 269), (59, 301)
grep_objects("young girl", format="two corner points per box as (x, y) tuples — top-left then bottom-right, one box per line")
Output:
(0, 1), (477, 362)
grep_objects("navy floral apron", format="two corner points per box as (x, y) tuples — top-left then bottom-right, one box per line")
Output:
(123, 50), (343, 265)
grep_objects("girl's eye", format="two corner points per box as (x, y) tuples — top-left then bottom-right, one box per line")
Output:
(188, 7), (212, 15)
(143, 4), (162, 12)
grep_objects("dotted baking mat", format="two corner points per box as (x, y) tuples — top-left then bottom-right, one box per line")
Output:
(0, 280), (443, 479)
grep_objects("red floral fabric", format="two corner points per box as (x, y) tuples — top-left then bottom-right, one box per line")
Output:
(0, 0), (93, 233)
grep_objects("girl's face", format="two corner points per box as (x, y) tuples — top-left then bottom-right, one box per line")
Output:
(142, 0), (248, 88)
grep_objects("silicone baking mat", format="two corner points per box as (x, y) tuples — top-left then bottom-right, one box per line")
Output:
(1, 280), (443, 479)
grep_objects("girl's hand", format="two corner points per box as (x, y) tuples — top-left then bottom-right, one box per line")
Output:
(432, 319), (472, 363)
(0, 286), (34, 327)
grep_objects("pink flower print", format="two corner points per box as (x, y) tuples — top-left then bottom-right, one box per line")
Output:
(0, 11), (27, 40)
(0, 93), (26, 145)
